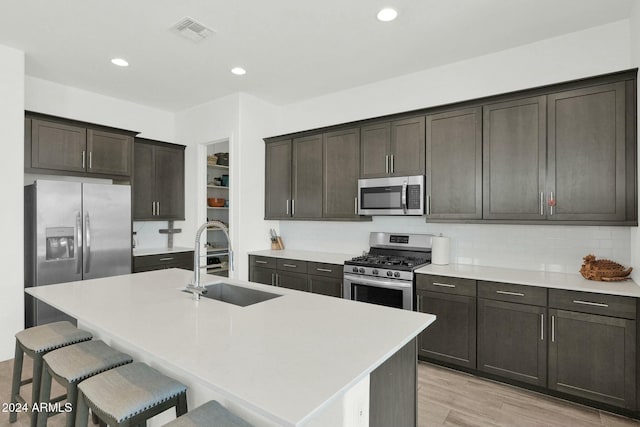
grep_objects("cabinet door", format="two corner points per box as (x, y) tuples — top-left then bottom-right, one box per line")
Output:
(31, 119), (86, 172)
(277, 271), (309, 292)
(265, 140), (292, 219)
(426, 108), (482, 219)
(390, 116), (425, 176)
(360, 122), (390, 178)
(323, 128), (360, 218)
(547, 83), (626, 221)
(308, 274), (342, 298)
(133, 142), (155, 220)
(548, 309), (636, 409)
(292, 135), (323, 218)
(250, 266), (276, 286)
(86, 130), (132, 176)
(483, 97), (546, 220)
(417, 290), (476, 369)
(477, 299), (547, 387)
(154, 145), (185, 220)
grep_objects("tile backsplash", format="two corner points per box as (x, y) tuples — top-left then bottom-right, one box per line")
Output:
(279, 217), (631, 274)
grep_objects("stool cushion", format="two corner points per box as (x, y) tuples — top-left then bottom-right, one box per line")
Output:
(78, 362), (187, 423)
(164, 401), (254, 427)
(44, 340), (133, 383)
(15, 321), (92, 354)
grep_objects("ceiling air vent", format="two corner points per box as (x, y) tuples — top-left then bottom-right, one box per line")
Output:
(171, 17), (214, 42)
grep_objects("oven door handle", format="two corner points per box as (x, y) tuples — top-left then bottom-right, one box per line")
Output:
(401, 180), (408, 214)
(343, 274), (412, 290)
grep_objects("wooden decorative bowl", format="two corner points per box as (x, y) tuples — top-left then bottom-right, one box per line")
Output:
(207, 198), (226, 207)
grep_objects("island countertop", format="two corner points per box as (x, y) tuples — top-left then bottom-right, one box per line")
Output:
(25, 269), (434, 427)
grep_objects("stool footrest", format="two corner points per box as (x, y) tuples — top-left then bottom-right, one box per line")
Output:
(20, 378), (33, 386)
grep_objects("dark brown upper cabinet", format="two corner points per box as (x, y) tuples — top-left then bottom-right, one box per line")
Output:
(292, 134), (323, 219)
(133, 138), (185, 221)
(323, 128), (360, 219)
(27, 115), (135, 178)
(426, 107), (482, 220)
(265, 139), (293, 219)
(360, 116), (425, 178)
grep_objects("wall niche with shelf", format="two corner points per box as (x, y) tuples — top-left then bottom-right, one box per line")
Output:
(205, 141), (230, 277)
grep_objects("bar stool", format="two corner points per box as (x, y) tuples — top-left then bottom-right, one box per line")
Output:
(75, 362), (188, 427)
(10, 321), (93, 427)
(163, 400), (254, 427)
(37, 340), (133, 427)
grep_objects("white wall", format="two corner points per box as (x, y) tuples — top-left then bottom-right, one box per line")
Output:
(275, 20), (635, 273)
(0, 45), (24, 361)
(630, 3), (640, 281)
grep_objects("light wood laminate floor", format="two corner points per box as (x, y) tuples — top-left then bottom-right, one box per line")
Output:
(1, 357), (640, 426)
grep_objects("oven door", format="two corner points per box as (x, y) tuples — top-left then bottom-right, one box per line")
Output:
(343, 273), (413, 310)
(358, 175), (424, 215)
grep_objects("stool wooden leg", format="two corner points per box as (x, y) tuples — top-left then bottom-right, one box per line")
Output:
(36, 364), (52, 427)
(65, 384), (78, 427)
(9, 341), (24, 423)
(74, 390), (90, 427)
(29, 354), (44, 427)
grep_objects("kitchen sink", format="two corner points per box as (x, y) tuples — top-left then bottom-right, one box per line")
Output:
(183, 282), (281, 307)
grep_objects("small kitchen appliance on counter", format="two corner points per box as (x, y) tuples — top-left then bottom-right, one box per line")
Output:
(344, 232), (433, 310)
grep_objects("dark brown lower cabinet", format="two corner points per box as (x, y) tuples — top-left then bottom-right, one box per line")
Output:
(417, 290), (476, 369)
(277, 271), (308, 291)
(133, 251), (194, 273)
(250, 266), (275, 285)
(308, 274), (342, 298)
(477, 299), (547, 387)
(548, 308), (636, 410)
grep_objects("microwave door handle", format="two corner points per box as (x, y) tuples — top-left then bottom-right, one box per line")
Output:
(75, 212), (82, 274)
(402, 181), (408, 213)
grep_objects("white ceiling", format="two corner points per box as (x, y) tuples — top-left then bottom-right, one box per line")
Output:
(0, 0), (635, 112)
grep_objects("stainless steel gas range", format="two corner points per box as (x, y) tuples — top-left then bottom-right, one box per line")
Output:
(343, 232), (433, 310)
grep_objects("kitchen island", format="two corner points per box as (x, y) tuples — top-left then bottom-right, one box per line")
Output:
(25, 269), (435, 427)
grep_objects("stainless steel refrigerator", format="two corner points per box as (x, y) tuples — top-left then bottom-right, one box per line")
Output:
(24, 180), (132, 327)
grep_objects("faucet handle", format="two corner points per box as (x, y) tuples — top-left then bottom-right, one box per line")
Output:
(185, 283), (208, 300)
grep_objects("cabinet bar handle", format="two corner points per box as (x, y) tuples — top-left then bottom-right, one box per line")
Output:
(385, 155), (389, 174)
(152, 201), (156, 216)
(255, 260), (267, 264)
(283, 263), (297, 268)
(540, 313), (544, 341)
(496, 290), (525, 297)
(432, 282), (455, 288)
(417, 295), (422, 312)
(159, 257), (174, 261)
(550, 192), (554, 216)
(354, 197), (358, 215)
(551, 315), (555, 342)
(426, 195), (431, 215)
(89, 151), (92, 169)
(275, 274), (279, 286)
(157, 202), (160, 216)
(286, 199), (289, 216)
(292, 199), (295, 216)
(540, 192), (544, 216)
(390, 155), (395, 174)
(572, 300), (609, 308)
(82, 151), (86, 169)
(271, 273), (275, 286)
(316, 268), (332, 273)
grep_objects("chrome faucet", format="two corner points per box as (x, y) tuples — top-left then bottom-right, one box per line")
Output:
(186, 220), (234, 300)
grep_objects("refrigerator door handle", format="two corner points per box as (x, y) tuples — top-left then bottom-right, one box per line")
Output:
(85, 212), (92, 274)
(75, 212), (82, 274)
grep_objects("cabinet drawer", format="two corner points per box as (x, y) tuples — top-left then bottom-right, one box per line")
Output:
(249, 255), (276, 269)
(416, 274), (476, 297)
(134, 251), (193, 270)
(549, 289), (636, 319)
(478, 281), (547, 306)
(308, 262), (342, 278)
(276, 258), (308, 273)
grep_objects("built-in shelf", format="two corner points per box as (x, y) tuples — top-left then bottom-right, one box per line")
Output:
(206, 143), (230, 279)
(207, 185), (229, 190)
(207, 207), (229, 210)
(207, 266), (229, 273)
(207, 164), (229, 170)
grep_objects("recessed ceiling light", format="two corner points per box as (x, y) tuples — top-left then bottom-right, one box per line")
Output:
(377, 8), (398, 22)
(231, 67), (246, 75)
(111, 58), (129, 67)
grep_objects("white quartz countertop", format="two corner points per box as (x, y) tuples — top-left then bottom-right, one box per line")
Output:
(416, 264), (640, 298)
(26, 269), (434, 426)
(133, 246), (194, 256)
(248, 249), (356, 265)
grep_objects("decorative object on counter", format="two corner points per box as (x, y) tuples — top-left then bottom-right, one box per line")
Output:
(207, 197), (226, 207)
(215, 152), (229, 166)
(207, 154), (218, 166)
(431, 234), (450, 265)
(269, 228), (285, 250)
(159, 220), (182, 249)
(209, 177), (222, 186)
(580, 254), (632, 281)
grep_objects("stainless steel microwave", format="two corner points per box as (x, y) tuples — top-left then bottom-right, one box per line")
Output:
(358, 175), (425, 215)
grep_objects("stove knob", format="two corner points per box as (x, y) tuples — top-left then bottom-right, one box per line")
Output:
(386, 271), (393, 277)
(372, 269), (379, 275)
(352, 267), (359, 273)
(394, 272), (400, 278)
(359, 268), (365, 274)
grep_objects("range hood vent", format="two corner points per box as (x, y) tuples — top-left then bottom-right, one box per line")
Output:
(171, 17), (214, 42)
